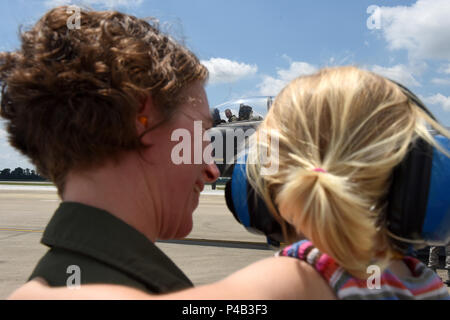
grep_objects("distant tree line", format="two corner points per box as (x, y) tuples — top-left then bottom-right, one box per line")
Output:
(0, 167), (48, 181)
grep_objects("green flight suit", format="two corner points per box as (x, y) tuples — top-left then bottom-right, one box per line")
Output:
(29, 202), (193, 293)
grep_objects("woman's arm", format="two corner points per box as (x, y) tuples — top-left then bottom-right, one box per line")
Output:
(8, 257), (335, 300)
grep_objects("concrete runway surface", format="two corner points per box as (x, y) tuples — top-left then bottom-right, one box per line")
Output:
(0, 186), (274, 299)
(1, 185), (448, 299)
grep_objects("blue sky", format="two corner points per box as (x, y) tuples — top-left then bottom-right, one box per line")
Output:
(1, 0), (450, 169)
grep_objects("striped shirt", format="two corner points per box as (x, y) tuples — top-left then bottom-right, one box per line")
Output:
(278, 240), (450, 300)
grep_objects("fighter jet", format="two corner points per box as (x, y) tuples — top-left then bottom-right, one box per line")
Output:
(208, 96), (274, 177)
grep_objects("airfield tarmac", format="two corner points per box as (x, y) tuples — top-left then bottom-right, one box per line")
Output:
(0, 185), (274, 299)
(1, 185), (449, 299)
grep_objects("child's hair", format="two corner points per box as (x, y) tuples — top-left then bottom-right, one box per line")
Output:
(247, 66), (450, 278)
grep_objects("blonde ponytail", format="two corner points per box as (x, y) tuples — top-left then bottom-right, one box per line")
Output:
(276, 168), (378, 278)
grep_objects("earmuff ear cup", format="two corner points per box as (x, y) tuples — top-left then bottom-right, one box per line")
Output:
(387, 80), (450, 247)
(225, 179), (239, 224)
(387, 137), (433, 248)
(421, 135), (450, 244)
(245, 185), (284, 243)
(228, 162), (251, 227)
(225, 161), (284, 242)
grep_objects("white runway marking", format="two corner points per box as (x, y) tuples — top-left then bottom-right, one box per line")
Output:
(0, 184), (225, 196)
(201, 190), (224, 196)
(0, 185), (57, 191)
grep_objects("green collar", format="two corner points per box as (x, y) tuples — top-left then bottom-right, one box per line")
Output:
(42, 201), (193, 292)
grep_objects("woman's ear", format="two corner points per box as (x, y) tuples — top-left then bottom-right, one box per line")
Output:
(136, 95), (169, 147)
(136, 95), (153, 135)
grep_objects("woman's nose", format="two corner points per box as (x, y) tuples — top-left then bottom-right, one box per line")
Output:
(204, 162), (220, 183)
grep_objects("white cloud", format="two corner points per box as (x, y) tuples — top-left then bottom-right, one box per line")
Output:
(258, 61), (317, 96)
(0, 147), (34, 169)
(0, 127), (7, 147)
(0, 144), (34, 170)
(371, 64), (421, 87)
(45, 0), (143, 9)
(0, 122), (34, 169)
(201, 58), (257, 85)
(431, 78), (450, 86)
(438, 64), (450, 74)
(258, 76), (286, 97)
(422, 94), (450, 112)
(278, 62), (317, 82)
(378, 0), (450, 60)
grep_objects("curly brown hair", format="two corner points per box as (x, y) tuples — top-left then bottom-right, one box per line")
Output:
(0, 6), (208, 192)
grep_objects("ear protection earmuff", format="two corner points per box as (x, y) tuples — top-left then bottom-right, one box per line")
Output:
(386, 81), (450, 250)
(225, 153), (284, 246)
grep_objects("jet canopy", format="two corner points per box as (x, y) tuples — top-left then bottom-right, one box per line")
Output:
(210, 96), (274, 126)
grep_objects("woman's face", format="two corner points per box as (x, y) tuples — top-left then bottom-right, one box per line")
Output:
(141, 82), (220, 240)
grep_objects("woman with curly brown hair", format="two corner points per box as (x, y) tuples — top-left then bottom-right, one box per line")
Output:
(1, 6), (220, 293)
